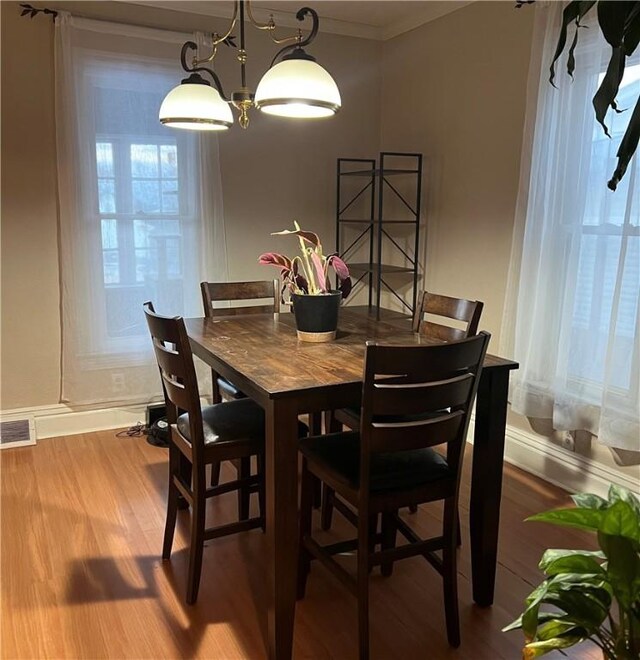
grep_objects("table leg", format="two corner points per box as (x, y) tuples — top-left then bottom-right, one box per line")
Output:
(470, 367), (510, 607)
(265, 397), (300, 660)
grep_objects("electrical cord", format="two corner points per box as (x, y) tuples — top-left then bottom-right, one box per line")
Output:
(115, 422), (147, 438)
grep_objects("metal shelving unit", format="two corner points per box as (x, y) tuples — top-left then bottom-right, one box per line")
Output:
(336, 152), (423, 320)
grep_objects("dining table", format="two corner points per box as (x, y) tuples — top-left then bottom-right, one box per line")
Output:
(185, 306), (519, 660)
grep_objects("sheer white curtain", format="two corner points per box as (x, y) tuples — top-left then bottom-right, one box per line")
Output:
(503, 5), (640, 452)
(56, 14), (227, 405)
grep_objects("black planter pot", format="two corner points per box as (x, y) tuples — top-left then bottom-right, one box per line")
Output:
(291, 291), (342, 342)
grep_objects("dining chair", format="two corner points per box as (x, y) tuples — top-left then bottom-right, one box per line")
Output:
(322, 291), (484, 528)
(200, 279), (280, 404)
(144, 301), (267, 604)
(200, 280), (280, 494)
(297, 332), (490, 657)
(201, 280), (323, 505)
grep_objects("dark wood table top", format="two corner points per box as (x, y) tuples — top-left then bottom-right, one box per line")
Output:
(185, 307), (518, 400)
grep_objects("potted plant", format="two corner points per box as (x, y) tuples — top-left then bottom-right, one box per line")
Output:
(258, 221), (352, 342)
(504, 484), (640, 658)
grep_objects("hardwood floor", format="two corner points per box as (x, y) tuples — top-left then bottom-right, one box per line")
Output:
(1, 428), (600, 659)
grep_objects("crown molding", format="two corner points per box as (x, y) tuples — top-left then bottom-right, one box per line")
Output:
(117, 1), (475, 41)
(117, 1), (384, 41)
(382, 1), (475, 41)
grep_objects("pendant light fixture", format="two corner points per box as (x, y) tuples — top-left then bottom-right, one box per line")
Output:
(159, 1), (341, 131)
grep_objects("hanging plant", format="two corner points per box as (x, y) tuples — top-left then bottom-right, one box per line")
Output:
(517, 1), (640, 190)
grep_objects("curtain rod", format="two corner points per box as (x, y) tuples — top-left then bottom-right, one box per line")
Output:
(19, 4), (57, 20)
(17, 2), (213, 37)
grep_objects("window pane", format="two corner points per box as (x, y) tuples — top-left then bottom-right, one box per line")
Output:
(135, 248), (158, 283)
(132, 180), (160, 213)
(166, 238), (182, 279)
(160, 144), (178, 178)
(98, 179), (116, 213)
(161, 179), (179, 214)
(96, 142), (113, 177)
(101, 218), (118, 249)
(102, 249), (119, 285)
(131, 144), (159, 178)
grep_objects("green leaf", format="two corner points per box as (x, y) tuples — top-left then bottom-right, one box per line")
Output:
(572, 492), (608, 510)
(608, 93), (640, 190)
(549, 1), (596, 85)
(600, 500), (640, 542)
(598, 531), (640, 608)
(597, 1), (636, 46)
(523, 636), (587, 659)
(536, 618), (586, 641)
(608, 484), (640, 518)
(623, 7), (640, 55)
(527, 507), (605, 532)
(592, 45), (626, 138)
(539, 549), (605, 576)
(502, 614), (523, 633)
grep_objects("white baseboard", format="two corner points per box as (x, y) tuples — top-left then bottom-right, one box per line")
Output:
(0, 402), (152, 440)
(468, 417), (640, 499)
(3, 403), (638, 499)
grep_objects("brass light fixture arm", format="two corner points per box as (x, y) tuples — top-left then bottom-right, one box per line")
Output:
(245, 0), (302, 46)
(270, 7), (318, 67)
(179, 41), (229, 101)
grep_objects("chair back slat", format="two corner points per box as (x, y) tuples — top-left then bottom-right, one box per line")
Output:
(371, 373), (474, 416)
(413, 291), (483, 339)
(416, 320), (467, 342)
(370, 411), (464, 453)
(144, 302), (204, 450)
(369, 336), (487, 382)
(201, 280), (280, 317)
(360, 332), (490, 474)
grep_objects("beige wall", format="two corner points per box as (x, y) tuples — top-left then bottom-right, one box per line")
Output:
(0, 1), (381, 409)
(381, 1), (535, 346)
(1, 2), (61, 407)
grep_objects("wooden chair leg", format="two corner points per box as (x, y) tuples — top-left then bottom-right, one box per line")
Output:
(380, 511), (397, 577)
(211, 369), (222, 404)
(297, 459), (314, 600)
(177, 452), (192, 510)
(308, 413), (323, 509)
(321, 486), (335, 531)
(442, 497), (461, 647)
(186, 472), (206, 605)
(320, 410), (342, 529)
(210, 461), (221, 488)
(237, 456), (251, 521)
(357, 511), (371, 660)
(257, 453), (266, 532)
(456, 517), (462, 547)
(162, 443), (180, 560)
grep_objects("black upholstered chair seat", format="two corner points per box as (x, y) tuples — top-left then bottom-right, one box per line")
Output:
(177, 398), (264, 447)
(217, 376), (246, 400)
(300, 431), (452, 492)
(178, 398), (308, 447)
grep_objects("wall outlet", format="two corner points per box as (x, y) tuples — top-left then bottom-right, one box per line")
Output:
(560, 430), (576, 452)
(111, 373), (125, 393)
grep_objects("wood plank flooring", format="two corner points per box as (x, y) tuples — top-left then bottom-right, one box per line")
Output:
(1, 428), (600, 659)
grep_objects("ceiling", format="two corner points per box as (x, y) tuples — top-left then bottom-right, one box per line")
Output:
(121, 1), (475, 40)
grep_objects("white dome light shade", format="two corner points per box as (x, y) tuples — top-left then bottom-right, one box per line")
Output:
(159, 80), (233, 131)
(255, 58), (341, 118)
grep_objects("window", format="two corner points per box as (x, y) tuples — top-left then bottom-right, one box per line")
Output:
(94, 134), (195, 339)
(507, 6), (639, 451)
(56, 16), (226, 405)
(569, 64), (640, 394)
